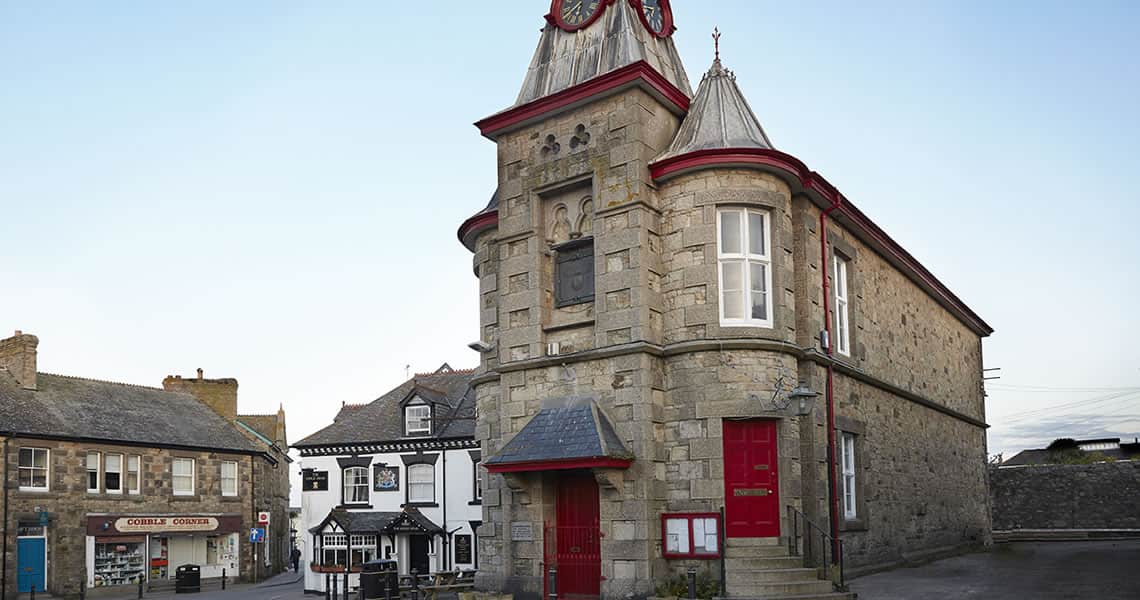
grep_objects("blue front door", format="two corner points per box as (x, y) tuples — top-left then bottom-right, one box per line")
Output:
(17, 538), (46, 593)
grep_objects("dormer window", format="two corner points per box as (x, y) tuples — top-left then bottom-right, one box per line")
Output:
(405, 402), (431, 436)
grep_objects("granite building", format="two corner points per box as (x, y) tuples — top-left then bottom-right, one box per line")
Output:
(0, 332), (289, 600)
(456, 2), (993, 599)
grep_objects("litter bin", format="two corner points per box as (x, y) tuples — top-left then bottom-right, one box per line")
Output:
(359, 560), (398, 599)
(175, 564), (201, 594)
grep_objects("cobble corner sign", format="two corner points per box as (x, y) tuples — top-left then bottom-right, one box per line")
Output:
(115, 517), (219, 533)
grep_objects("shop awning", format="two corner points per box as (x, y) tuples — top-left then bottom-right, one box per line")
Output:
(484, 400), (633, 473)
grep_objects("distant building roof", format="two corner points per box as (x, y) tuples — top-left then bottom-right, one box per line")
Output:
(0, 370), (262, 454)
(293, 365), (476, 449)
(1003, 437), (1140, 466)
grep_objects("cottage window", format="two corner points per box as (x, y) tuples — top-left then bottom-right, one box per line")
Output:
(17, 448), (49, 491)
(173, 457), (195, 496)
(350, 535), (378, 566)
(554, 238), (595, 307)
(405, 404), (431, 436)
(834, 255), (851, 356)
(343, 466), (369, 504)
(106, 453), (123, 494)
(321, 533), (347, 568)
(221, 461), (238, 497)
(408, 464), (435, 504)
(127, 455), (141, 495)
(841, 432), (857, 519)
(473, 461), (483, 501)
(86, 451), (101, 492)
(717, 208), (772, 327)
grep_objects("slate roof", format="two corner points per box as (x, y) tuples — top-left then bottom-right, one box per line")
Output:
(514, 0), (691, 106)
(0, 370), (262, 454)
(486, 400), (632, 467)
(293, 365), (476, 449)
(1004, 446), (1140, 466)
(655, 56), (774, 164)
(309, 508), (442, 535)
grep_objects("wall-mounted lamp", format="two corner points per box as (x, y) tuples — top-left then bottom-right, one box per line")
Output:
(788, 384), (820, 416)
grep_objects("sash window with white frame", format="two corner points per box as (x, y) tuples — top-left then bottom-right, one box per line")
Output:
(17, 448), (49, 491)
(105, 453), (123, 493)
(221, 461), (238, 497)
(126, 455), (141, 495)
(718, 208), (773, 326)
(841, 432), (857, 519)
(86, 451), (100, 492)
(834, 255), (851, 356)
(343, 466), (369, 504)
(173, 457), (195, 496)
(408, 463), (434, 503)
(405, 402), (431, 436)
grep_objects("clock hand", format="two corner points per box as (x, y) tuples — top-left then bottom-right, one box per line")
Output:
(565, 0), (583, 20)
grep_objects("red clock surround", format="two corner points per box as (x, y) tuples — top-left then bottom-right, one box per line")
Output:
(547, 0), (614, 33)
(631, 0), (675, 38)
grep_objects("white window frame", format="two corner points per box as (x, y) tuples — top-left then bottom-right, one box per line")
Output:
(18, 447), (50, 492)
(474, 461), (482, 501)
(343, 466), (369, 504)
(841, 432), (857, 519)
(405, 402), (431, 436)
(173, 457), (195, 496)
(86, 451), (101, 493)
(349, 534), (378, 567)
(717, 207), (773, 327)
(322, 533), (347, 567)
(221, 461), (238, 497)
(834, 255), (851, 356)
(105, 453), (123, 494)
(127, 455), (141, 495)
(408, 463), (435, 504)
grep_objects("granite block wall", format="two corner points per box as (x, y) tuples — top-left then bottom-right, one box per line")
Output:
(991, 462), (1140, 530)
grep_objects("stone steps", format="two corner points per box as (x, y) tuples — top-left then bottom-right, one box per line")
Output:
(726, 579), (834, 597)
(724, 544), (793, 558)
(726, 568), (823, 585)
(724, 556), (804, 570)
(721, 538), (852, 600)
(720, 593), (855, 600)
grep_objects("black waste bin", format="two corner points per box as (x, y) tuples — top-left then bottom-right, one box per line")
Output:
(359, 560), (398, 600)
(175, 564), (201, 594)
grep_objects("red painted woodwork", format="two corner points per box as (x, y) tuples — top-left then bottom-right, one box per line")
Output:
(485, 457), (631, 474)
(476, 61), (691, 139)
(547, 0), (614, 33)
(550, 472), (601, 599)
(630, 0), (675, 38)
(723, 420), (780, 538)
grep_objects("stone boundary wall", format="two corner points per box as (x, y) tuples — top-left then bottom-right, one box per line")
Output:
(991, 461), (1140, 530)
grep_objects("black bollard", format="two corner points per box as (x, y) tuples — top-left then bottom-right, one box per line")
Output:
(410, 569), (419, 600)
(31, 584), (36, 600)
(687, 567), (697, 600)
(326, 574), (331, 600)
(80, 581), (87, 600)
(547, 568), (557, 600)
(332, 572), (339, 600)
(343, 571), (350, 600)
(222, 568), (226, 590)
(138, 578), (143, 599)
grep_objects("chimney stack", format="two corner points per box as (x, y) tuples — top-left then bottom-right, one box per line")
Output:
(163, 370), (239, 420)
(197, 368), (203, 380)
(0, 331), (39, 390)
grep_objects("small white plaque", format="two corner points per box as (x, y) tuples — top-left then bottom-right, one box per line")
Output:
(510, 522), (534, 541)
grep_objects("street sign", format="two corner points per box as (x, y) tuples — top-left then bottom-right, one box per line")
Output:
(250, 527), (265, 543)
(257, 511), (271, 525)
(38, 511), (49, 526)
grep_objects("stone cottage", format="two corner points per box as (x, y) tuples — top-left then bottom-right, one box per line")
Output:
(455, 2), (993, 599)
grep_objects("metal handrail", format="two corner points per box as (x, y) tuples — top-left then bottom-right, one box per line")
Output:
(785, 505), (846, 591)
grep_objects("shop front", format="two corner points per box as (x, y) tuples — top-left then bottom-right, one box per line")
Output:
(85, 515), (243, 588)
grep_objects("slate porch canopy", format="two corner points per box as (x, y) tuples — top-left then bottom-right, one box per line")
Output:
(309, 507), (443, 537)
(484, 399), (633, 473)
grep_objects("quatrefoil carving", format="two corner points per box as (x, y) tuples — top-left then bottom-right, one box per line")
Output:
(569, 124), (591, 150)
(541, 134), (561, 157)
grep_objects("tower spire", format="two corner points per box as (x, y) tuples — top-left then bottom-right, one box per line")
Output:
(713, 27), (722, 62)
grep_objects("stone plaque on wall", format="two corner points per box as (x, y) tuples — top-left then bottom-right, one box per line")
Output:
(510, 522), (533, 541)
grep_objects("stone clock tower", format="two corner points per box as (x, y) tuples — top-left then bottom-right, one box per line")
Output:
(458, 2), (993, 599)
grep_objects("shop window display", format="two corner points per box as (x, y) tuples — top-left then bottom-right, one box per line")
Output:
(94, 540), (145, 586)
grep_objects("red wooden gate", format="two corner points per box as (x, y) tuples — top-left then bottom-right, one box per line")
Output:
(544, 472), (601, 599)
(723, 420), (781, 537)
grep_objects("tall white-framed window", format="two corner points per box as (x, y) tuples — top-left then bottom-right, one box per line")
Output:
(350, 535), (378, 566)
(221, 461), (238, 497)
(717, 207), (773, 327)
(105, 453), (123, 494)
(86, 451), (101, 492)
(405, 403), (431, 436)
(343, 466), (369, 504)
(173, 457), (195, 496)
(841, 432), (857, 519)
(834, 255), (851, 356)
(17, 448), (49, 491)
(408, 464), (435, 504)
(474, 461), (483, 501)
(321, 533), (347, 567)
(127, 455), (141, 495)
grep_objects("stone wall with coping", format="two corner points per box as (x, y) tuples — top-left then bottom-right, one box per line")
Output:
(991, 461), (1140, 531)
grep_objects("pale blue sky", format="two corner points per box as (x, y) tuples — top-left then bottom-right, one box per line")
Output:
(3, 1), (1138, 489)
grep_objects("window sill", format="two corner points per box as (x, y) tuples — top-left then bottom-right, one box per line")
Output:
(337, 504), (373, 510)
(170, 495), (201, 502)
(839, 518), (868, 532)
(468, 500), (482, 506)
(402, 502), (438, 509)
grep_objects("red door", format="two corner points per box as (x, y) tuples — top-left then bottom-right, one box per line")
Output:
(723, 420), (781, 537)
(552, 472), (600, 599)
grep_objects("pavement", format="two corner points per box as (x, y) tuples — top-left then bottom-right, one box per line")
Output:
(848, 540), (1140, 599)
(77, 571), (306, 600)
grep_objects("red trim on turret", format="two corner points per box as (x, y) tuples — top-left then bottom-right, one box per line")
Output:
(476, 61), (691, 140)
(630, 0), (676, 39)
(485, 457), (633, 473)
(547, 0), (616, 33)
(649, 147), (993, 336)
(457, 210), (499, 251)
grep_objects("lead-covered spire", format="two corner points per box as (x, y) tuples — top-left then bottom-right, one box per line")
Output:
(655, 52), (773, 163)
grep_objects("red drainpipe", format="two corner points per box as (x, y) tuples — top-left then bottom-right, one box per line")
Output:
(819, 191), (843, 563)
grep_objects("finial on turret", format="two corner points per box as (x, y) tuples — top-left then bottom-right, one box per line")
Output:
(713, 27), (722, 61)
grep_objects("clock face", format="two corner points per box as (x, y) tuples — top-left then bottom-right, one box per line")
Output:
(554, 0), (604, 31)
(637, 0), (673, 37)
